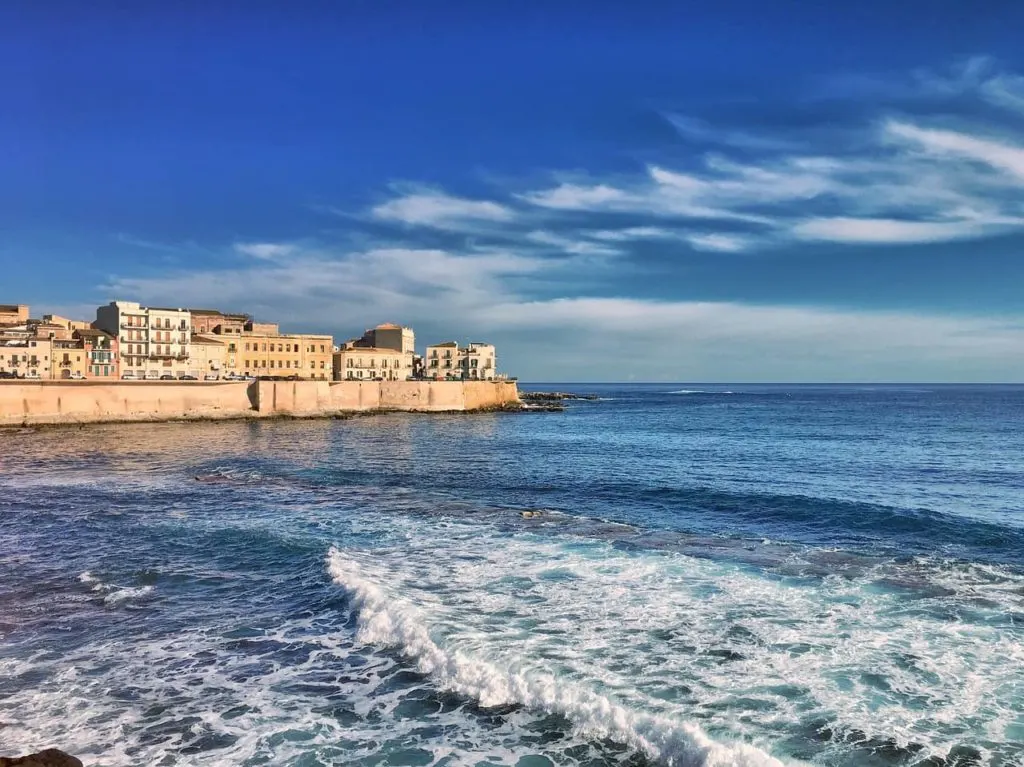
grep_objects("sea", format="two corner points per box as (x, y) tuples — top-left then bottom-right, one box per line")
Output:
(1, 384), (1022, 767)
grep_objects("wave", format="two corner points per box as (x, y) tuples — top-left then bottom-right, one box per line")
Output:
(326, 547), (787, 767)
(668, 390), (735, 395)
(79, 571), (154, 606)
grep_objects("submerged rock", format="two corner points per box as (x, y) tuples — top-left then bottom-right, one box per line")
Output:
(0, 750), (83, 767)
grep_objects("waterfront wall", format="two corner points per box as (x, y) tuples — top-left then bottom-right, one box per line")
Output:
(0, 380), (519, 426)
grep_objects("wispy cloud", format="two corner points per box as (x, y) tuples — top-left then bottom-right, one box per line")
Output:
(371, 188), (514, 228)
(104, 241), (1024, 381)
(234, 242), (298, 260)
(884, 120), (1024, 181)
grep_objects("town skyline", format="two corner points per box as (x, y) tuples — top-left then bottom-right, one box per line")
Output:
(5, 4), (1024, 381)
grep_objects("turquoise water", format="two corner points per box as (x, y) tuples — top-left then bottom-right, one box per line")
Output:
(1, 384), (1022, 766)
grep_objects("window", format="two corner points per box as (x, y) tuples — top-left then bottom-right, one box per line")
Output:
(277, 344), (283, 352)
(320, 361), (325, 368)
(262, 343), (267, 351)
(320, 345), (325, 353)
(245, 343), (250, 351)
(286, 360), (291, 368)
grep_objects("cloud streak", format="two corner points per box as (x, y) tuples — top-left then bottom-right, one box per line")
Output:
(372, 189), (514, 228)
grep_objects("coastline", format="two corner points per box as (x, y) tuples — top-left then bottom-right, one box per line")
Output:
(0, 379), (521, 428)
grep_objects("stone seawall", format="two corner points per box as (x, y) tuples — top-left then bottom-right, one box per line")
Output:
(0, 380), (520, 427)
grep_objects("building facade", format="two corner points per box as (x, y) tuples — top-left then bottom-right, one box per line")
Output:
(238, 332), (333, 380)
(0, 304), (29, 326)
(189, 335), (228, 378)
(424, 341), (497, 380)
(75, 329), (119, 379)
(189, 309), (249, 336)
(95, 301), (193, 378)
(333, 346), (407, 381)
(0, 337), (52, 378)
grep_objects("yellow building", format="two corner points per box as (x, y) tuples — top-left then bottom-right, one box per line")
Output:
(0, 304), (29, 326)
(51, 339), (90, 379)
(238, 332), (333, 380)
(333, 346), (407, 381)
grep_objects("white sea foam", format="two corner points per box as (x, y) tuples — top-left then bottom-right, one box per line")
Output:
(668, 390), (735, 395)
(327, 547), (788, 767)
(78, 571), (154, 605)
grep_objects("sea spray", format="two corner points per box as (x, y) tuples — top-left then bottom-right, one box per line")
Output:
(326, 547), (789, 767)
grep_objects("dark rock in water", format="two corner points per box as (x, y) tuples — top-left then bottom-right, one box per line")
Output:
(520, 391), (599, 402)
(0, 750), (84, 767)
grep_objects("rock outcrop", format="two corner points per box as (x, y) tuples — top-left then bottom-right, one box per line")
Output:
(0, 750), (83, 767)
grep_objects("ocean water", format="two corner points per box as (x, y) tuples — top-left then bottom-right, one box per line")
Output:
(1, 384), (1023, 767)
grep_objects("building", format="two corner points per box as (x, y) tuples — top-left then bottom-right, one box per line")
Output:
(189, 309), (249, 336)
(424, 341), (498, 380)
(352, 323), (415, 354)
(43, 314), (92, 335)
(95, 301), (193, 378)
(0, 337), (52, 378)
(0, 304), (29, 326)
(51, 339), (89, 379)
(190, 335), (229, 378)
(238, 331), (333, 380)
(345, 323), (415, 379)
(74, 329), (119, 379)
(333, 346), (407, 381)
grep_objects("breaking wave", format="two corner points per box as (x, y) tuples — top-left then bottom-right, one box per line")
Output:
(326, 547), (786, 767)
(79, 571), (154, 606)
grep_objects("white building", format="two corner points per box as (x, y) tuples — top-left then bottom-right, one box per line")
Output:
(95, 301), (193, 378)
(424, 341), (497, 380)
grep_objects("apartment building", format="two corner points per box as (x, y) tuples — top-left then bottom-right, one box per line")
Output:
(332, 346), (407, 381)
(0, 304), (29, 326)
(75, 329), (119, 379)
(424, 341), (497, 380)
(52, 339), (89, 379)
(188, 335), (228, 378)
(0, 337), (52, 378)
(238, 332), (333, 380)
(95, 301), (192, 378)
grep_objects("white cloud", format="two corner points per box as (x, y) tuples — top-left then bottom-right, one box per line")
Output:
(525, 231), (621, 256)
(234, 242), (297, 260)
(790, 217), (1015, 244)
(590, 227), (676, 241)
(372, 190), (513, 228)
(518, 183), (627, 210)
(884, 120), (1024, 181)
(104, 241), (1024, 382)
(685, 233), (752, 252)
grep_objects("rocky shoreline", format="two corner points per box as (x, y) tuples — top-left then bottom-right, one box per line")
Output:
(520, 391), (599, 402)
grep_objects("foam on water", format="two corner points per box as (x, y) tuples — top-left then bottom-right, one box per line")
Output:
(327, 546), (787, 767)
(78, 570), (155, 606)
(325, 517), (1024, 766)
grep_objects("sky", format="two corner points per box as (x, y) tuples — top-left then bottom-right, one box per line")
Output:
(3, 1), (1024, 382)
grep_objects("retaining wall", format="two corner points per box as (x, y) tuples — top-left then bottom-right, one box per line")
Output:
(0, 380), (519, 426)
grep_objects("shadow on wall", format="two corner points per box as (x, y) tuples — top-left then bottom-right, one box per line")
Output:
(246, 380), (259, 410)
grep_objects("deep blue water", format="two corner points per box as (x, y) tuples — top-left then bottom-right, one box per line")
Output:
(1, 384), (1022, 766)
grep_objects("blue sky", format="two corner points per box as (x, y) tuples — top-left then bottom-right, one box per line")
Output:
(3, 2), (1024, 381)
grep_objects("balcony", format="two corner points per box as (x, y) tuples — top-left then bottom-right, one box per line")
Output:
(149, 353), (190, 361)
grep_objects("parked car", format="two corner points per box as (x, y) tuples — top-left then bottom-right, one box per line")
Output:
(204, 374), (220, 381)
(121, 372), (137, 380)
(159, 374), (175, 380)
(178, 374), (198, 381)
(145, 371), (160, 380)
(25, 370), (41, 379)
(69, 371), (84, 380)
(0, 371), (19, 379)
